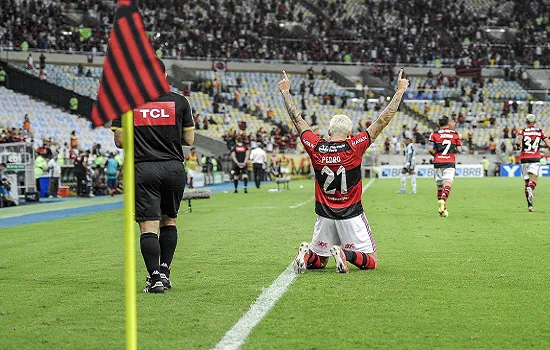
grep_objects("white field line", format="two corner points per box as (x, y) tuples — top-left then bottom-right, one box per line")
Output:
(212, 265), (296, 350)
(362, 178), (375, 194)
(289, 197), (314, 208)
(213, 178), (376, 350)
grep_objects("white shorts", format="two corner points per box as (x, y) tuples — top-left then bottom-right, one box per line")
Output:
(434, 167), (455, 186)
(521, 163), (541, 180)
(187, 169), (197, 178)
(310, 213), (377, 257)
(280, 166), (289, 174)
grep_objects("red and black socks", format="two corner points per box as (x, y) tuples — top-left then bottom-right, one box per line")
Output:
(344, 250), (376, 270)
(306, 250), (326, 269)
(441, 185), (451, 201)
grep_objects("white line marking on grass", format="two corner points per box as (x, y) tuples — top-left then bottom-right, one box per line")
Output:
(290, 197), (314, 208)
(213, 265), (297, 350)
(214, 178), (376, 350)
(362, 178), (375, 194)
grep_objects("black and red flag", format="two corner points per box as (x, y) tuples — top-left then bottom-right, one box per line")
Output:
(91, 0), (169, 127)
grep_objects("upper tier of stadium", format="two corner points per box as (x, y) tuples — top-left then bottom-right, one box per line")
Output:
(6, 59), (546, 155)
(0, 0), (548, 66)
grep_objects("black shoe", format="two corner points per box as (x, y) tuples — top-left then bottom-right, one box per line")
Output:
(244, 188), (248, 194)
(146, 275), (171, 290)
(234, 190), (238, 194)
(143, 278), (164, 293)
(160, 273), (172, 290)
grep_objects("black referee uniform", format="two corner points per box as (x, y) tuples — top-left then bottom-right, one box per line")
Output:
(112, 85), (194, 293)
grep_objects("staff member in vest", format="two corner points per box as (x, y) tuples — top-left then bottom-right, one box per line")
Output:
(111, 58), (195, 294)
(186, 147), (198, 188)
(250, 143), (267, 189)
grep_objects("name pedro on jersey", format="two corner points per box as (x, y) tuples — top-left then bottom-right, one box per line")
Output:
(322, 156), (341, 164)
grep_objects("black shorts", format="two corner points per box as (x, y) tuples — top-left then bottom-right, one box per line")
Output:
(232, 163), (247, 177)
(135, 160), (185, 222)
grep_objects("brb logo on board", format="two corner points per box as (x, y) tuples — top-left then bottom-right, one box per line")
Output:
(134, 102), (176, 126)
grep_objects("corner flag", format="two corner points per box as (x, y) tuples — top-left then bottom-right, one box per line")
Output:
(92, 2), (169, 350)
(92, 0), (169, 127)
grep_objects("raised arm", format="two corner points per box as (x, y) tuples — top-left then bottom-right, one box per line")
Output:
(514, 134), (522, 149)
(367, 69), (409, 142)
(277, 71), (311, 135)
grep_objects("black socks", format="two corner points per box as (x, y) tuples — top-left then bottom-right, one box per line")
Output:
(159, 226), (178, 275)
(140, 232), (161, 280)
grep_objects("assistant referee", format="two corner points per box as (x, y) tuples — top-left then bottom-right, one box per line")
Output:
(112, 59), (195, 293)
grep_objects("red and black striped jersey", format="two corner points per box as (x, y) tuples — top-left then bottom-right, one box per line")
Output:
(429, 128), (462, 168)
(518, 126), (547, 163)
(300, 130), (371, 219)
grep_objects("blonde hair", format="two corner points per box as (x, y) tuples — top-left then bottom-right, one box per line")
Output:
(329, 114), (353, 137)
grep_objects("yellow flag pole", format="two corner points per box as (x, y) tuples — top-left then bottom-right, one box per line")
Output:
(122, 110), (138, 350)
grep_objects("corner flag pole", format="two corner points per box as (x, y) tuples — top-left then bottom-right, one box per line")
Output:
(122, 110), (137, 350)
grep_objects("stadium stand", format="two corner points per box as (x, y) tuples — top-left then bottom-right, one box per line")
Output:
(0, 86), (114, 152)
(195, 70), (431, 152)
(15, 59), (544, 154)
(1, 0), (549, 66)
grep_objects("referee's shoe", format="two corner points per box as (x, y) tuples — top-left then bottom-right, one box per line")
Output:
(143, 271), (165, 293)
(145, 273), (172, 291)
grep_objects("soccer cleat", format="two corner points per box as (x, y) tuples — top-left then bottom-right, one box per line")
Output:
(234, 190), (238, 194)
(292, 242), (310, 274)
(244, 188), (248, 194)
(443, 209), (449, 217)
(438, 199), (446, 217)
(396, 189), (406, 194)
(143, 278), (164, 293)
(528, 206), (534, 212)
(330, 245), (349, 273)
(411, 189), (416, 194)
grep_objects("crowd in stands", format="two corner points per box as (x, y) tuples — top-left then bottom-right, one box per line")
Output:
(1, 0), (550, 67)
(33, 136), (124, 199)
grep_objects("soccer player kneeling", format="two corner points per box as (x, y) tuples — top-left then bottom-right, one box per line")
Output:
(277, 70), (409, 273)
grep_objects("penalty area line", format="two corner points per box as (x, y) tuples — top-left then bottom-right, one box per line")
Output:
(213, 178), (376, 350)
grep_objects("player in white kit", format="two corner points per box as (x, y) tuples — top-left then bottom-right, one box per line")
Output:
(397, 137), (417, 194)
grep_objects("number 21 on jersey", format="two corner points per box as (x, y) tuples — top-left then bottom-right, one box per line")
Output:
(321, 166), (348, 194)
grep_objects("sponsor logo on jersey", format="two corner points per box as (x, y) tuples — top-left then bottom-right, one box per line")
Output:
(352, 135), (368, 146)
(134, 102), (176, 126)
(344, 243), (356, 249)
(302, 139), (315, 149)
(318, 144), (329, 154)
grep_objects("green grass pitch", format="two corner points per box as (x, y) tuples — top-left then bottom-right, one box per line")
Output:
(0, 178), (548, 349)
